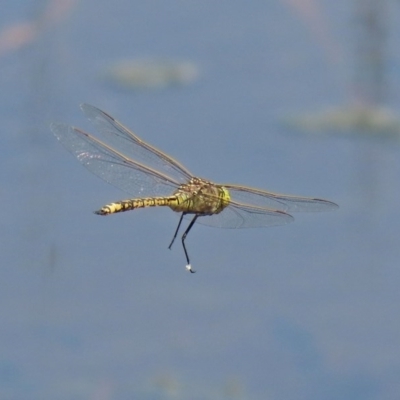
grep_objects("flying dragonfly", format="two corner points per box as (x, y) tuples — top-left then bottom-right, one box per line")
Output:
(51, 104), (338, 273)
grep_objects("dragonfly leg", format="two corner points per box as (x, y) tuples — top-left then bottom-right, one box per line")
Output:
(168, 213), (185, 250)
(182, 215), (198, 273)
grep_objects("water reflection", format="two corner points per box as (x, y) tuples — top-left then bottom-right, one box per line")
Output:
(0, 0), (78, 57)
(284, 0), (400, 135)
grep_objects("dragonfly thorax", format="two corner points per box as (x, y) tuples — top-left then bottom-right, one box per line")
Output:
(169, 177), (230, 215)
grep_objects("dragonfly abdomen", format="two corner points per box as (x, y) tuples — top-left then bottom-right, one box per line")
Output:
(95, 196), (178, 215)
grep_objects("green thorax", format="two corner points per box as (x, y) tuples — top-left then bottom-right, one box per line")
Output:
(169, 177), (230, 215)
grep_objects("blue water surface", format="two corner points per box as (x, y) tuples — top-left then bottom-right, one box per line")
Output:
(1, 1), (400, 399)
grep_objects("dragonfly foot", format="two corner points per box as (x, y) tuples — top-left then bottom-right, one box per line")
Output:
(186, 264), (196, 273)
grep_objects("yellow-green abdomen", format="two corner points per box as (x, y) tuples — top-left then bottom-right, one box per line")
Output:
(95, 196), (177, 215)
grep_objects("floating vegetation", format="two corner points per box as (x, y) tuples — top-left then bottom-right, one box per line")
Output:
(104, 58), (199, 90)
(284, 105), (400, 137)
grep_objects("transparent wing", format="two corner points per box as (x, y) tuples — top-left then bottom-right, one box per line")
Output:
(51, 123), (181, 197)
(189, 201), (294, 229)
(224, 184), (338, 213)
(80, 104), (193, 184)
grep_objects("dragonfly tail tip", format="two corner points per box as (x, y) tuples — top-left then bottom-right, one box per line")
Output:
(94, 209), (107, 215)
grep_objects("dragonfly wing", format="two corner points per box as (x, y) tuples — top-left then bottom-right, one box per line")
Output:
(189, 201), (294, 229)
(224, 184), (338, 213)
(51, 123), (180, 197)
(80, 104), (193, 184)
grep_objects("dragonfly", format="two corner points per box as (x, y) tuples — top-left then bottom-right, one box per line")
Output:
(51, 104), (338, 273)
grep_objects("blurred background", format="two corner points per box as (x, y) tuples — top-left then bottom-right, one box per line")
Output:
(1, 1), (400, 399)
